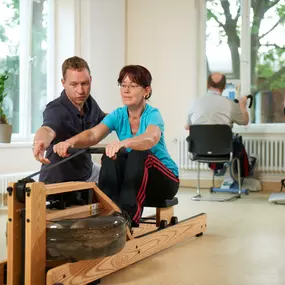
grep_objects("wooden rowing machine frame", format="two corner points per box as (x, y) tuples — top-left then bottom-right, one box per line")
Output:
(0, 181), (207, 285)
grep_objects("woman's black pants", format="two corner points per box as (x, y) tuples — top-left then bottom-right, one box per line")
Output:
(98, 150), (179, 224)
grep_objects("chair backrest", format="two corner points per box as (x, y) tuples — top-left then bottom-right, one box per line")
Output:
(188, 124), (233, 156)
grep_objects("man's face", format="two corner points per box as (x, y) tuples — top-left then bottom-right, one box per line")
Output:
(61, 68), (92, 108)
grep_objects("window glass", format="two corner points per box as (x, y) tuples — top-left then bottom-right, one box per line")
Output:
(205, 0), (285, 124)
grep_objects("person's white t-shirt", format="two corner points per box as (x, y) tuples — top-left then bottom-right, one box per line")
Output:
(186, 90), (247, 128)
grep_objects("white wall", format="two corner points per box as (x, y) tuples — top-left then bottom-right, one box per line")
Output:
(0, 144), (40, 175)
(53, 0), (82, 98)
(84, 0), (126, 112)
(126, 0), (199, 157)
(0, 0), (199, 175)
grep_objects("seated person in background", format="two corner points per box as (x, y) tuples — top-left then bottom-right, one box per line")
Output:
(53, 65), (179, 227)
(33, 56), (105, 184)
(185, 72), (255, 177)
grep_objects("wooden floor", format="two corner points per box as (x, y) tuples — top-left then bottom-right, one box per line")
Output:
(1, 188), (285, 285)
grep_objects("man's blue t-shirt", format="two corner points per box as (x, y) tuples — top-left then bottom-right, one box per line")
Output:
(102, 104), (179, 177)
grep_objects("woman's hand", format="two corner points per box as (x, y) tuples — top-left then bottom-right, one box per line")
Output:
(105, 141), (126, 159)
(53, 141), (72, 157)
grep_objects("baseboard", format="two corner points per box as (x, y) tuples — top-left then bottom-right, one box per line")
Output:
(179, 178), (281, 192)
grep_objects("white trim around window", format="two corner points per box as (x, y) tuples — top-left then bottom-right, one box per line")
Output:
(11, 0), (51, 142)
(11, 0), (33, 142)
(196, 0), (207, 97)
(47, 0), (56, 104)
(234, 124), (285, 134)
(240, 0), (251, 96)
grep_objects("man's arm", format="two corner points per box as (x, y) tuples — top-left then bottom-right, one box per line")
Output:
(33, 126), (56, 164)
(238, 96), (249, 125)
(231, 96), (249, 125)
(53, 123), (110, 157)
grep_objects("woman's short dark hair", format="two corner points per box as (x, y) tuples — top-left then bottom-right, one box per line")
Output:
(118, 65), (152, 99)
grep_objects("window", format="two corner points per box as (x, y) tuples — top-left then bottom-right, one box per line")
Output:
(206, 0), (241, 79)
(204, 0), (285, 125)
(0, 0), (48, 141)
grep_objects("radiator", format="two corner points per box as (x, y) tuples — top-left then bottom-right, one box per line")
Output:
(176, 136), (285, 173)
(0, 172), (33, 207)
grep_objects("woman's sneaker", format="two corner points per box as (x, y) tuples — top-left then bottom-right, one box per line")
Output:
(113, 210), (139, 234)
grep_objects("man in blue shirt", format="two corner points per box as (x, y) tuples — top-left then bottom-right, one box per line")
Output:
(33, 56), (105, 184)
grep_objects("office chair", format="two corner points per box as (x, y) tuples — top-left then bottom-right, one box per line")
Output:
(187, 124), (242, 202)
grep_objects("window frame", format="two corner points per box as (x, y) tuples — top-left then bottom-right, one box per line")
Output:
(199, 0), (285, 133)
(10, 0), (51, 143)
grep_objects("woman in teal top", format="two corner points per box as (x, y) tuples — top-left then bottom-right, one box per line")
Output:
(54, 65), (179, 227)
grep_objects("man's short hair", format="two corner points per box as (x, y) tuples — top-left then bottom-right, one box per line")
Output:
(62, 56), (91, 79)
(207, 73), (226, 91)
